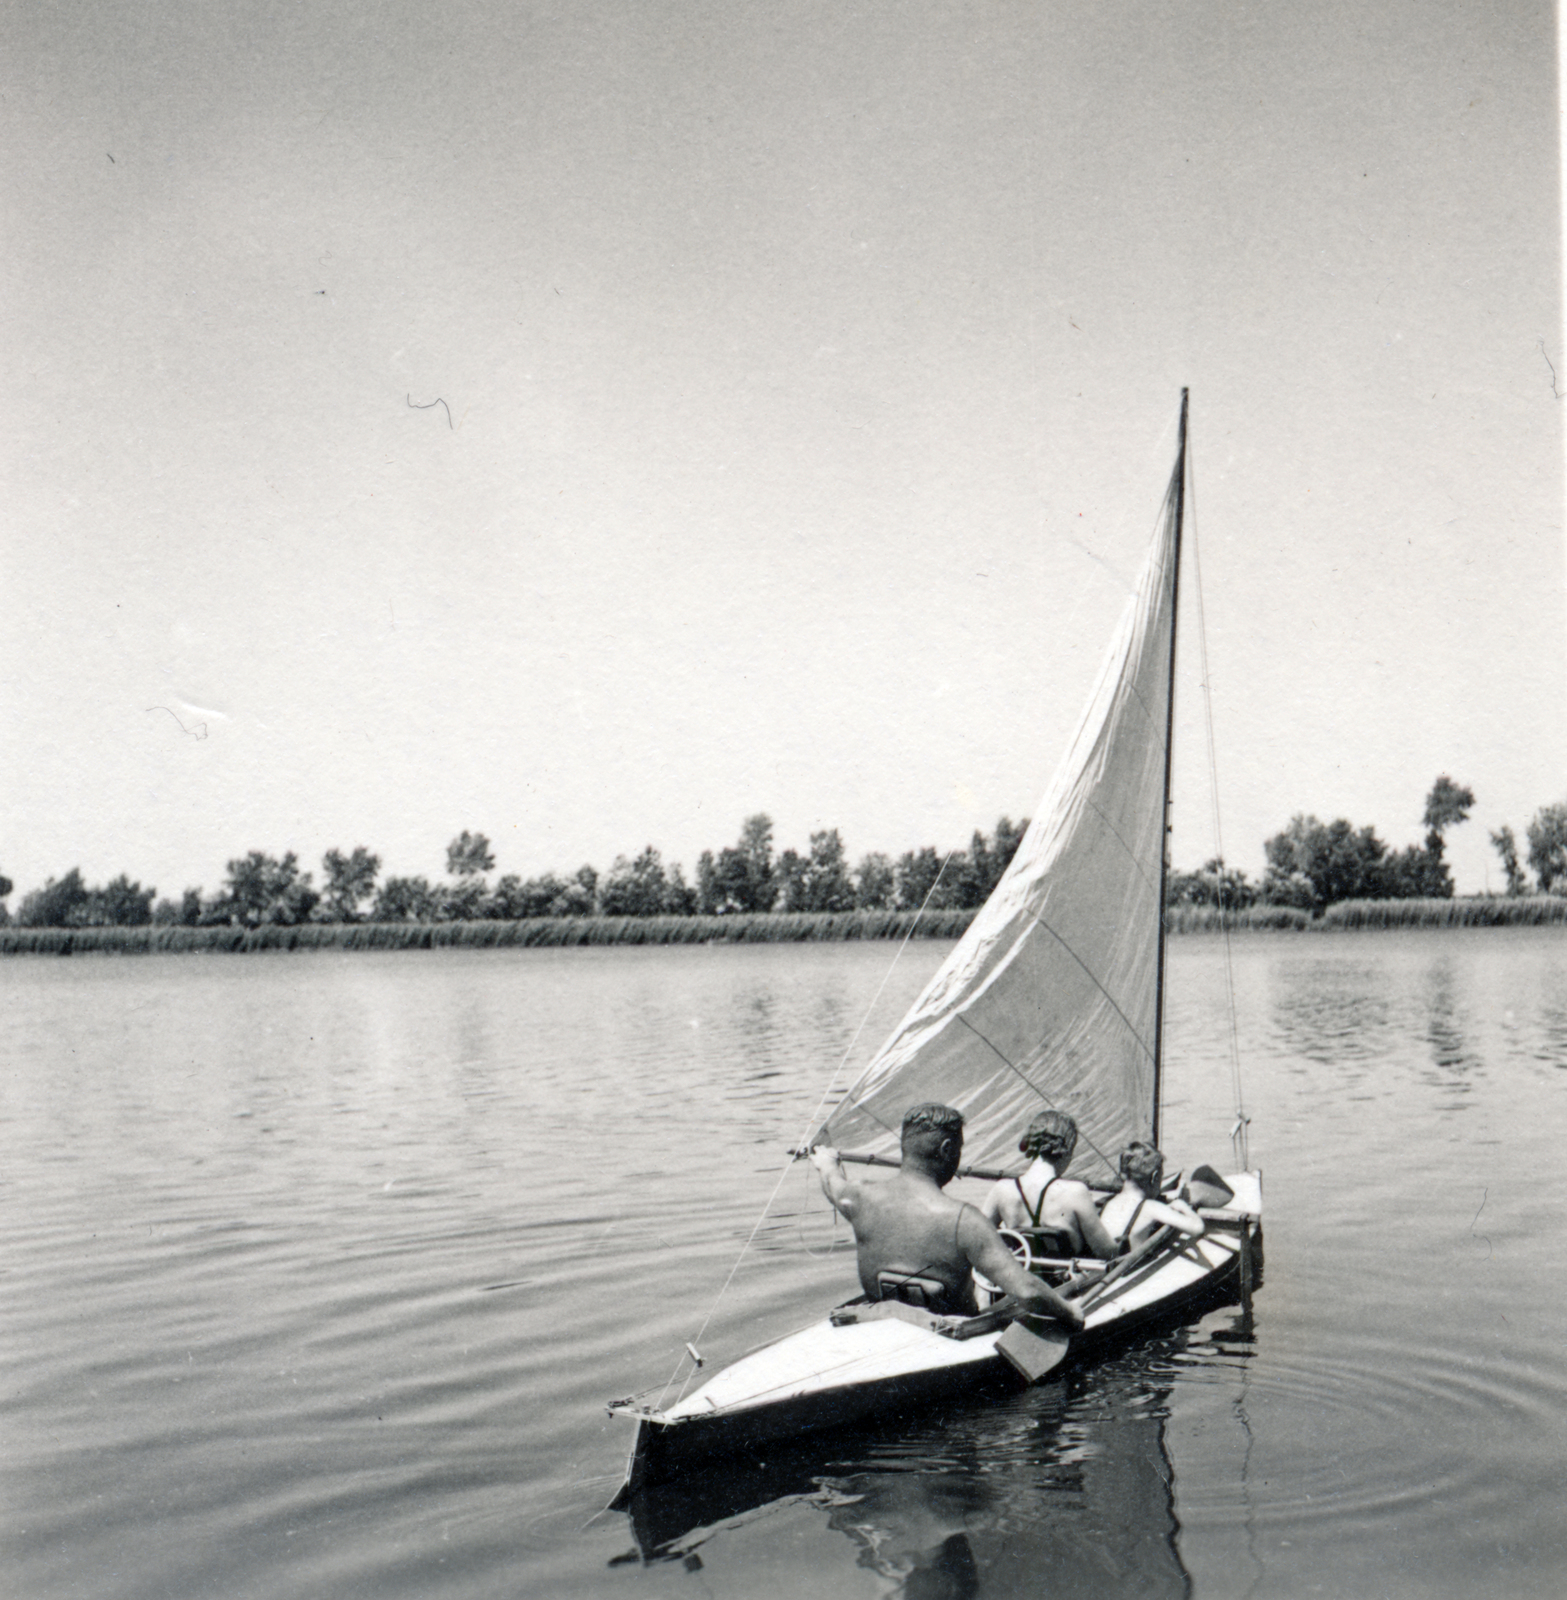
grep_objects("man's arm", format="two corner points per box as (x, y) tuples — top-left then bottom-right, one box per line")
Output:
(958, 1205), (1084, 1328)
(808, 1146), (859, 1220)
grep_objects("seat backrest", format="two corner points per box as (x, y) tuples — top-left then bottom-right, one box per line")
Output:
(1023, 1227), (1077, 1259)
(876, 1269), (949, 1310)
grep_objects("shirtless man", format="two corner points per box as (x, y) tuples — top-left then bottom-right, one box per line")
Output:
(1098, 1141), (1204, 1252)
(980, 1110), (1116, 1260)
(809, 1102), (1083, 1328)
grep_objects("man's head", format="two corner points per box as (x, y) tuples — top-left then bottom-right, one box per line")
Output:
(1118, 1140), (1164, 1194)
(901, 1102), (964, 1183)
(1019, 1109), (1078, 1166)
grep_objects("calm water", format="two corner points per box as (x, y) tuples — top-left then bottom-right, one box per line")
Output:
(4, 929), (1566, 1598)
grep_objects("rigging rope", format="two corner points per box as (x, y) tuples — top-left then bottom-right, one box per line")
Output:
(1185, 418), (1251, 1169)
(662, 849), (964, 1409)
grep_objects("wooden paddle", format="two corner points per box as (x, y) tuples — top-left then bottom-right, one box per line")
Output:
(1182, 1164), (1236, 1210)
(1070, 1225), (1179, 1312)
(1001, 1217), (1197, 1378)
(995, 1317), (1072, 1382)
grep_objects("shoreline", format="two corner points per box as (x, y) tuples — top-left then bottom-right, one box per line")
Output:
(2, 896), (1565, 955)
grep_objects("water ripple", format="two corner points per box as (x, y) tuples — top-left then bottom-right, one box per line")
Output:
(7, 936), (1567, 1600)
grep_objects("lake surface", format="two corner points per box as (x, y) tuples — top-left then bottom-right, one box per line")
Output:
(4, 928), (1566, 1598)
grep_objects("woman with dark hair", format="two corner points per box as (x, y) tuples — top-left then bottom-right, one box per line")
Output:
(1099, 1141), (1204, 1253)
(981, 1110), (1116, 1260)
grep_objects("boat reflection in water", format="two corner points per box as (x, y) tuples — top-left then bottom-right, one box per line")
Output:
(617, 1302), (1256, 1595)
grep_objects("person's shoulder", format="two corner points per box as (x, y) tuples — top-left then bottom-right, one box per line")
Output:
(955, 1195), (1002, 1234)
(951, 1196), (991, 1244)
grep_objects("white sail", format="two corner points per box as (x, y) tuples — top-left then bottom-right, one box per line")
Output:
(821, 443), (1184, 1179)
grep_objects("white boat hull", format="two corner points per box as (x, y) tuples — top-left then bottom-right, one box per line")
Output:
(611, 1171), (1260, 1497)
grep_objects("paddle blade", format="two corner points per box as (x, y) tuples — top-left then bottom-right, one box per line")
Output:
(995, 1320), (1071, 1383)
(1184, 1164), (1235, 1210)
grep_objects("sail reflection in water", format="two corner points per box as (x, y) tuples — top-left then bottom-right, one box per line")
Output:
(617, 1319), (1257, 1597)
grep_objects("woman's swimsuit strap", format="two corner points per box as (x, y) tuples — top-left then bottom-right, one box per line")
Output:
(1014, 1174), (1058, 1229)
(1116, 1197), (1148, 1250)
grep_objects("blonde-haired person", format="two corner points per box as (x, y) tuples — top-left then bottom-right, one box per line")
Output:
(1099, 1142), (1204, 1253)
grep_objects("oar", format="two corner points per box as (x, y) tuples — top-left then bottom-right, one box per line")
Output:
(1182, 1164), (1235, 1210)
(995, 1316), (1072, 1382)
(1069, 1225), (1179, 1312)
(788, 1148), (1014, 1183)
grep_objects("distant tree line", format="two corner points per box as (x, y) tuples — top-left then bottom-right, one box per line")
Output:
(1167, 777), (1567, 916)
(0, 815), (1029, 929)
(5, 780), (1565, 931)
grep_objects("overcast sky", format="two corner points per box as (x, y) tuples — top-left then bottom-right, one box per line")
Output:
(4, 0), (1562, 906)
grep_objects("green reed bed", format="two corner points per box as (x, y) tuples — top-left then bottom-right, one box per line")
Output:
(0, 908), (981, 956)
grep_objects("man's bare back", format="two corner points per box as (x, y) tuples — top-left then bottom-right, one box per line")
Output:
(833, 1166), (985, 1312)
(809, 1103), (1083, 1328)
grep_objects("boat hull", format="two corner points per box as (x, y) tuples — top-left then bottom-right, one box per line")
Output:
(613, 1333), (1017, 1502)
(610, 1172), (1260, 1498)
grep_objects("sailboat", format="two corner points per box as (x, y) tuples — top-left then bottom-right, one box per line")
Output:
(609, 392), (1261, 1497)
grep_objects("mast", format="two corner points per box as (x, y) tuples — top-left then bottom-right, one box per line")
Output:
(822, 390), (1198, 1175)
(1149, 388), (1188, 1148)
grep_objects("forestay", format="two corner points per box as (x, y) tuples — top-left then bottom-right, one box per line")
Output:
(819, 445), (1185, 1180)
